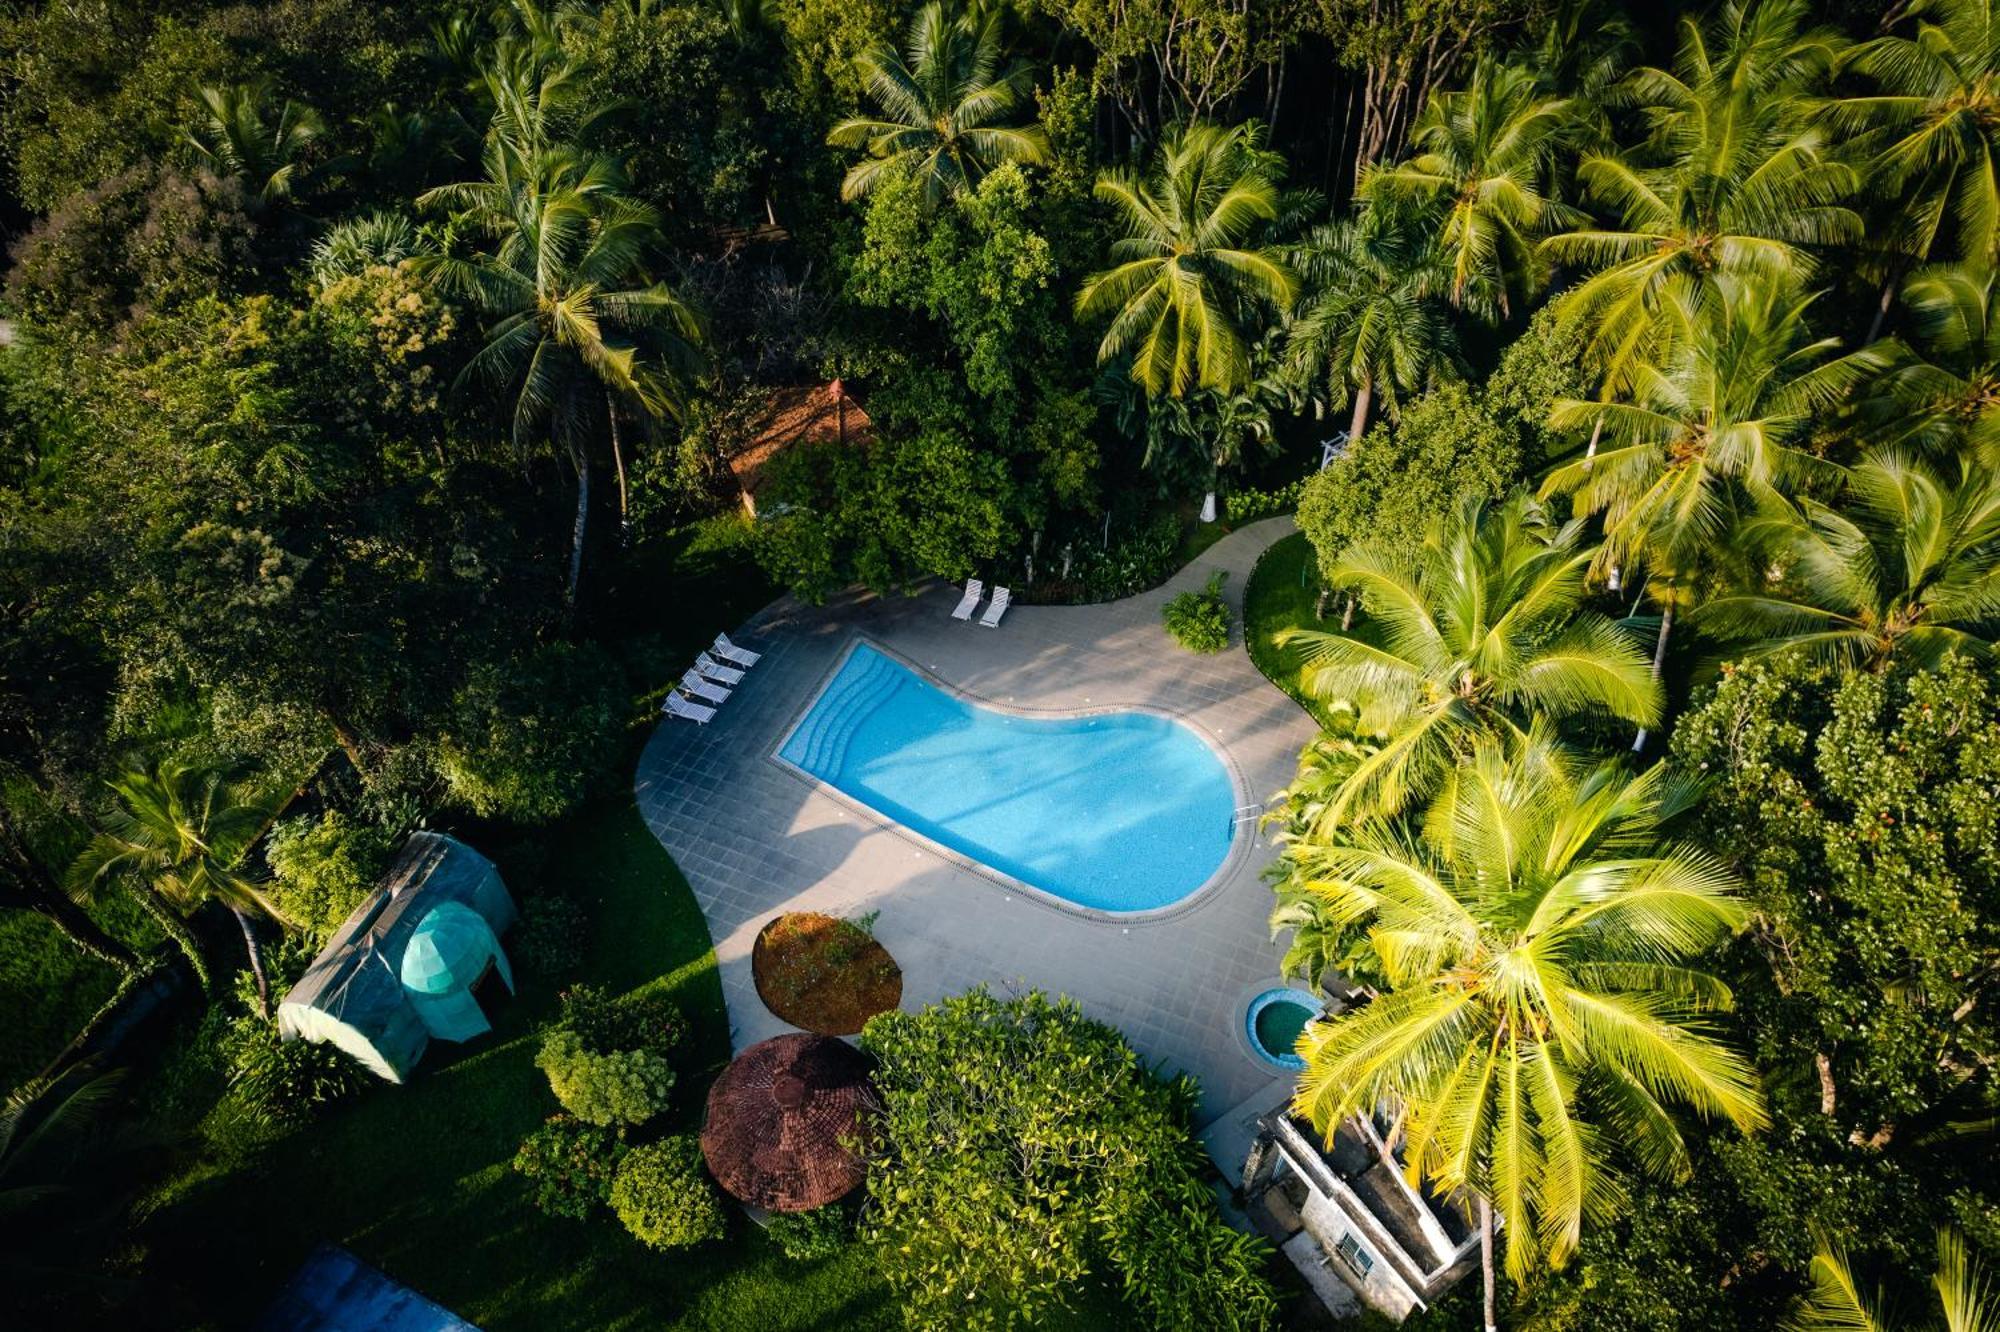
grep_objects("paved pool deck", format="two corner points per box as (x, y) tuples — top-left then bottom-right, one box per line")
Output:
(634, 516), (1318, 1123)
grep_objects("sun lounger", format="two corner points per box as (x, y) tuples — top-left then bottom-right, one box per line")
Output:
(693, 651), (747, 686)
(662, 693), (715, 724)
(950, 578), (984, 620)
(710, 632), (761, 668)
(679, 671), (731, 705)
(978, 586), (1011, 628)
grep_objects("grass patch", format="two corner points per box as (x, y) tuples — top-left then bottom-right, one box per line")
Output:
(0, 895), (156, 1091)
(1243, 532), (1340, 728)
(128, 799), (899, 1332)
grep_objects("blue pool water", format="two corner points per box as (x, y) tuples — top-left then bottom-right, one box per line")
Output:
(779, 644), (1237, 912)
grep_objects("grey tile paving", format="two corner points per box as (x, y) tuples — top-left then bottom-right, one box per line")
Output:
(633, 517), (1313, 1124)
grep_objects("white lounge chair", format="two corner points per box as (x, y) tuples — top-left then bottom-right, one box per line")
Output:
(978, 586), (1011, 628)
(679, 671), (731, 705)
(950, 578), (984, 620)
(711, 632), (761, 668)
(693, 651), (747, 686)
(662, 693), (716, 724)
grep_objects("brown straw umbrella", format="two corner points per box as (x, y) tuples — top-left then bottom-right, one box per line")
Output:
(700, 1033), (876, 1211)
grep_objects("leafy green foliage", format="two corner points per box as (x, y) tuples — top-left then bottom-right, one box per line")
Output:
(264, 811), (396, 943)
(512, 1114), (629, 1221)
(1296, 380), (1519, 573)
(437, 642), (628, 824)
(1672, 653), (2000, 1166)
(557, 983), (688, 1059)
(1162, 572), (1231, 652)
(222, 1014), (368, 1128)
(764, 1204), (852, 1260)
(859, 988), (1277, 1330)
(611, 1135), (727, 1249)
(535, 1029), (677, 1128)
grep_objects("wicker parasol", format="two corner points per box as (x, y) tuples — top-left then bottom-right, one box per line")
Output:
(700, 1033), (875, 1211)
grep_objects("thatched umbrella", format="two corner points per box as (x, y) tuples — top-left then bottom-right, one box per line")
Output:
(700, 1033), (875, 1211)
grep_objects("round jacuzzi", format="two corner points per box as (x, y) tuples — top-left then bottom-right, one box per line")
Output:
(1245, 987), (1322, 1071)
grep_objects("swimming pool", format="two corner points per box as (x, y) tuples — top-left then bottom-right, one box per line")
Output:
(777, 643), (1237, 913)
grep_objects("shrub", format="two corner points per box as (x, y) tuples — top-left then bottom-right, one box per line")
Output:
(765, 1205), (852, 1261)
(535, 1029), (675, 1126)
(223, 1017), (368, 1128)
(437, 641), (628, 824)
(514, 895), (590, 979)
(512, 1114), (628, 1220)
(557, 984), (686, 1057)
(611, 1136), (727, 1249)
(1162, 572), (1230, 653)
(1222, 478), (1305, 524)
(265, 811), (397, 942)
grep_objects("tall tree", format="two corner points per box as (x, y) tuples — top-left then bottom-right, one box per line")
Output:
(1279, 491), (1660, 825)
(1860, 261), (2000, 462)
(68, 760), (279, 1008)
(419, 145), (703, 602)
(1288, 733), (1765, 1330)
(826, 0), (1051, 206)
(1077, 121), (1297, 398)
(1540, 0), (1858, 389)
(1361, 58), (1578, 319)
(1284, 210), (1453, 445)
(1841, 0), (2000, 272)
(1697, 450), (2000, 671)
(1544, 275), (1883, 745)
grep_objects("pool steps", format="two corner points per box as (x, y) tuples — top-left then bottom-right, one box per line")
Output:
(787, 649), (906, 776)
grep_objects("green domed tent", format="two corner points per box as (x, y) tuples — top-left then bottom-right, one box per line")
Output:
(277, 833), (516, 1082)
(399, 901), (513, 1042)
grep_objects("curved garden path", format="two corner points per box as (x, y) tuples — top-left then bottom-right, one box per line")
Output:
(635, 516), (1318, 1121)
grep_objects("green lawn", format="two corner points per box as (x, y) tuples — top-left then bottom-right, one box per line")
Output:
(1242, 532), (1338, 728)
(129, 798), (900, 1332)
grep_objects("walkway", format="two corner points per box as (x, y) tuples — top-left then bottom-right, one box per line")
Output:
(634, 517), (1318, 1121)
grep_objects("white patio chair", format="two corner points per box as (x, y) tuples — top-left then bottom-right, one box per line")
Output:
(950, 578), (984, 620)
(693, 651), (747, 686)
(679, 671), (731, 705)
(710, 632), (761, 668)
(978, 586), (1011, 628)
(662, 693), (716, 724)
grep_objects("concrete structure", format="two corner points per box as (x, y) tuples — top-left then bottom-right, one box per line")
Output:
(635, 517), (1317, 1119)
(1241, 1109), (1482, 1321)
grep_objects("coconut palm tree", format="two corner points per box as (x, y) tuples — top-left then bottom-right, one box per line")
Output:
(182, 79), (325, 206)
(1289, 733), (1766, 1329)
(1283, 211), (1454, 447)
(1361, 58), (1579, 320)
(69, 760), (280, 1008)
(1840, 0), (2000, 272)
(1787, 1227), (1998, 1332)
(1860, 262), (2000, 462)
(826, 0), (1051, 206)
(1077, 120), (1297, 400)
(418, 145), (704, 601)
(1277, 491), (1661, 826)
(1539, 0), (1858, 388)
(1544, 275), (1886, 745)
(1697, 450), (2000, 669)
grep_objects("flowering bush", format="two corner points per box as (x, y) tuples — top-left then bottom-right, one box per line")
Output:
(512, 1115), (628, 1220)
(558, 984), (686, 1057)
